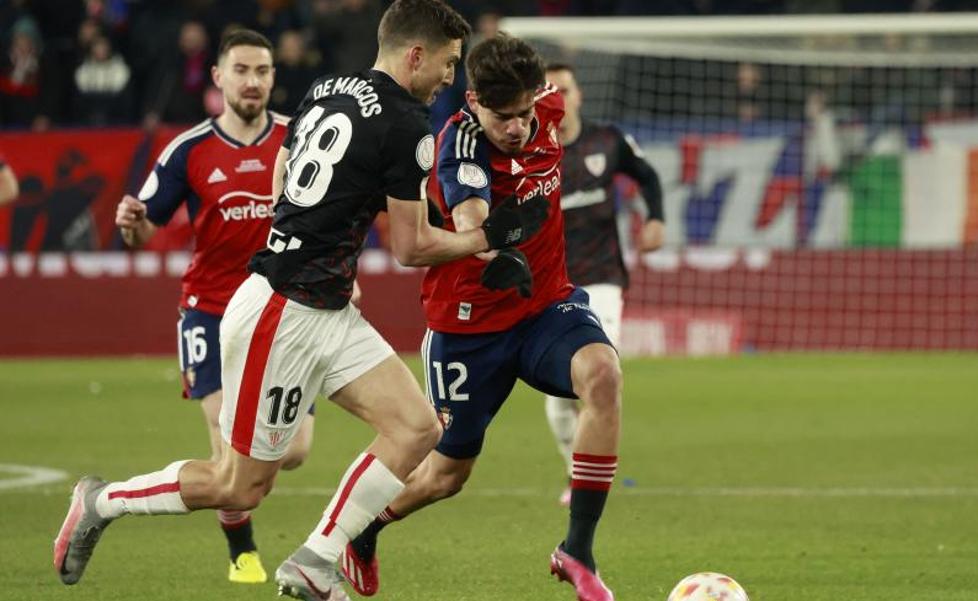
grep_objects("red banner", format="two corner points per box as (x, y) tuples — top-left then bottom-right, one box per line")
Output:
(0, 127), (189, 253)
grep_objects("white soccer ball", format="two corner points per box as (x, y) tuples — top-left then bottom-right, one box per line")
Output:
(666, 572), (750, 601)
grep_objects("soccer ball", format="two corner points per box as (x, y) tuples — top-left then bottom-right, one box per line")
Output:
(666, 572), (750, 601)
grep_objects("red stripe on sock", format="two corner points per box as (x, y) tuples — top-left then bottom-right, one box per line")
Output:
(571, 478), (613, 492)
(322, 454), (376, 537)
(379, 506), (401, 523)
(231, 292), (287, 457)
(571, 453), (617, 492)
(108, 481), (180, 500)
(572, 453), (617, 464)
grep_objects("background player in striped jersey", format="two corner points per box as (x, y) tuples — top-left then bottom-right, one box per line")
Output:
(56, 3), (548, 599)
(545, 62), (665, 506)
(111, 29), (313, 584)
(344, 34), (621, 601)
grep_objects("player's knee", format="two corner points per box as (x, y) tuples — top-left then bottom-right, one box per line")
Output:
(399, 411), (442, 458)
(579, 354), (622, 412)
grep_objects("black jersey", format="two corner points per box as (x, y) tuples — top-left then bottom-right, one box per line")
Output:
(249, 69), (433, 309)
(560, 121), (662, 288)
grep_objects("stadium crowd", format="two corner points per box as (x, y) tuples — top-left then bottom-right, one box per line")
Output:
(2, 0), (978, 131)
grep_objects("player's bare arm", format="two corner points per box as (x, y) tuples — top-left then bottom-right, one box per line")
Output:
(115, 194), (157, 248)
(451, 196), (496, 261)
(386, 195), (489, 266)
(388, 192), (548, 266)
(272, 146), (289, 202)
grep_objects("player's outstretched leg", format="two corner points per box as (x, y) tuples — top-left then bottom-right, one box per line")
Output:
(54, 476), (113, 585)
(545, 393), (579, 506)
(551, 343), (621, 601)
(54, 460), (194, 585)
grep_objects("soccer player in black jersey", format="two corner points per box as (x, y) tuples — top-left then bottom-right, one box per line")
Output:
(54, 2), (548, 598)
(545, 63), (666, 506)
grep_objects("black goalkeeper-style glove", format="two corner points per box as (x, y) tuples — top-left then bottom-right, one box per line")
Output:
(480, 248), (533, 298)
(480, 194), (549, 249)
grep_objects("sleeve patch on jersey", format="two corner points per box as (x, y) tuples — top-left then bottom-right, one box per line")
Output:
(457, 162), (488, 189)
(416, 134), (435, 171)
(138, 171), (159, 201)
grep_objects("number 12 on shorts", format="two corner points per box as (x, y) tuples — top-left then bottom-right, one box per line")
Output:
(267, 386), (302, 425)
(431, 361), (469, 401)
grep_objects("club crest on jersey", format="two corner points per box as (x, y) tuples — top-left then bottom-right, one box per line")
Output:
(438, 406), (453, 430)
(458, 302), (472, 321)
(584, 153), (607, 177)
(457, 163), (488, 189)
(416, 134), (434, 171)
(268, 429), (286, 448)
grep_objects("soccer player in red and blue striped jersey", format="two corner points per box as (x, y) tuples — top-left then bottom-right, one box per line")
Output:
(345, 34), (622, 601)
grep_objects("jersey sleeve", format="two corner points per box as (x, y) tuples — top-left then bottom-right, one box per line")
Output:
(139, 144), (191, 226)
(615, 128), (664, 222)
(380, 117), (432, 202)
(435, 119), (492, 210)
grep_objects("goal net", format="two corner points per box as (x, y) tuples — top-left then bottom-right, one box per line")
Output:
(503, 14), (978, 354)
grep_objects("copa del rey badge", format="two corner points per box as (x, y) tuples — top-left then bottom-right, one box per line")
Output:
(584, 153), (607, 177)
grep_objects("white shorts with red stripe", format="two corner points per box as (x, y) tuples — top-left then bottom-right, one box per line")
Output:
(219, 273), (394, 461)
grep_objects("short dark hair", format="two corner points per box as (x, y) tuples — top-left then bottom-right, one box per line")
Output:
(378, 0), (471, 52)
(466, 33), (545, 110)
(218, 28), (273, 60)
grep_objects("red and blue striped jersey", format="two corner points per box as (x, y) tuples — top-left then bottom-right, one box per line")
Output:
(139, 112), (288, 315)
(422, 85), (573, 333)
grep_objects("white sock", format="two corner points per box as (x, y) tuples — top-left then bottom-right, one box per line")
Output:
(95, 460), (191, 519)
(545, 395), (579, 477)
(305, 453), (404, 563)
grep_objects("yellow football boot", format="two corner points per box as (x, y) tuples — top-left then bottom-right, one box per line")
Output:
(229, 550), (268, 584)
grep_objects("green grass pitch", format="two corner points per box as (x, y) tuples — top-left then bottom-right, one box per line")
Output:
(1, 353), (976, 600)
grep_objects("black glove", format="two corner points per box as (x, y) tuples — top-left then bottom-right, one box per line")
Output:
(480, 194), (549, 249)
(480, 248), (533, 298)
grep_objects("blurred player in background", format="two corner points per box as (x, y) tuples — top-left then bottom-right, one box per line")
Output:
(0, 152), (18, 204)
(545, 62), (665, 506)
(56, 3), (549, 599)
(344, 34), (621, 601)
(111, 28), (313, 584)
